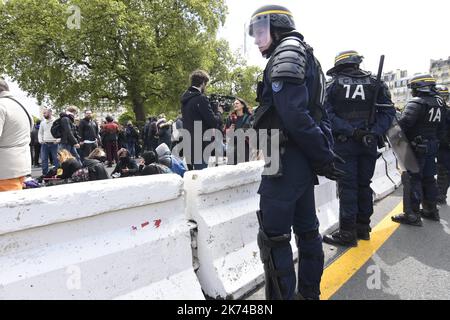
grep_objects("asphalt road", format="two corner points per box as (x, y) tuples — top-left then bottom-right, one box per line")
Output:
(248, 188), (450, 300)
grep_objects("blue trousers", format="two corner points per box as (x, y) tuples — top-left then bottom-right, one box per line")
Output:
(334, 140), (377, 230)
(405, 141), (439, 212)
(59, 143), (82, 165)
(259, 178), (324, 300)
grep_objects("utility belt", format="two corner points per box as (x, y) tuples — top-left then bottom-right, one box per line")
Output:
(334, 132), (385, 148)
(410, 136), (429, 155)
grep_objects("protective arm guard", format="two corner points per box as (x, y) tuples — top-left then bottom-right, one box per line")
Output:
(270, 38), (307, 85)
(398, 100), (423, 132)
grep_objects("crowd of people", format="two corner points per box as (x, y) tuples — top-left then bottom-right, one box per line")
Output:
(0, 71), (257, 191)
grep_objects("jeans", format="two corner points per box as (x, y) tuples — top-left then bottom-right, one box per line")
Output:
(41, 143), (60, 175)
(127, 141), (136, 158)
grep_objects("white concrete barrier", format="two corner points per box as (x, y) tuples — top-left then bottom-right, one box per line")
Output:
(382, 148), (402, 188)
(314, 177), (340, 234)
(0, 175), (204, 300)
(183, 161), (265, 299)
(183, 161), (341, 299)
(371, 148), (396, 200)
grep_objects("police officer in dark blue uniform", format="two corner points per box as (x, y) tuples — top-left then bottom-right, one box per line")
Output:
(249, 5), (345, 300)
(436, 86), (450, 204)
(392, 76), (446, 225)
(323, 51), (395, 247)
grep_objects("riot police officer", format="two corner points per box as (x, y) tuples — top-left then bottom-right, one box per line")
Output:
(392, 75), (446, 225)
(323, 51), (395, 247)
(249, 5), (344, 300)
(436, 86), (450, 204)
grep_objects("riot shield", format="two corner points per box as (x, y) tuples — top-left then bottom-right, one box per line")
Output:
(385, 116), (420, 173)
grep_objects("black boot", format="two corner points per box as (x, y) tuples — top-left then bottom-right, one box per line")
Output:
(323, 229), (357, 247)
(356, 224), (371, 240)
(437, 197), (447, 205)
(391, 211), (422, 227)
(420, 201), (440, 221)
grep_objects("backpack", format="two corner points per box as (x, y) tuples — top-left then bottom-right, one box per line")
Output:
(70, 168), (90, 183)
(51, 118), (63, 139)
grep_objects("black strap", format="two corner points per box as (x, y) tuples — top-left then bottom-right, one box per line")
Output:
(0, 96), (33, 129)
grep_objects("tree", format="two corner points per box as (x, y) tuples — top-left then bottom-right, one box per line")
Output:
(0, 0), (227, 121)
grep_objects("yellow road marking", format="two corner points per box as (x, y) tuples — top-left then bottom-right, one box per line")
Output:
(321, 202), (403, 300)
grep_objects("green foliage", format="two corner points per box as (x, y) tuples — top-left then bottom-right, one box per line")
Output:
(118, 110), (136, 125)
(0, 0), (228, 121)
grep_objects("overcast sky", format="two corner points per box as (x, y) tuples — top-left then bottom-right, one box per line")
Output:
(219, 0), (450, 75)
(9, 0), (450, 117)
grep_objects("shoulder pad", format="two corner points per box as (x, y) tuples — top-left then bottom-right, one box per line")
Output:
(410, 97), (426, 105)
(270, 37), (307, 85)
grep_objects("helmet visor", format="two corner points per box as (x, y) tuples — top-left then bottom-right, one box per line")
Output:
(248, 13), (271, 52)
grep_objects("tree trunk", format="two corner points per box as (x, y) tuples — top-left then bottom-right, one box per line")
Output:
(132, 96), (146, 123)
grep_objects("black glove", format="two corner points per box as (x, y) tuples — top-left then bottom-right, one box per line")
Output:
(314, 161), (346, 181)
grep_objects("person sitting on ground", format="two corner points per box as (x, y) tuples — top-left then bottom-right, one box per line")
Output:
(111, 148), (139, 178)
(83, 147), (109, 181)
(138, 151), (172, 176)
(155, 143), (187, 177)
(56, 149), (82, 180)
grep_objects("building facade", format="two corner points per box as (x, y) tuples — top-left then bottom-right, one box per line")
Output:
(430, 57), (450, 88)
(383, 69), (412, 110)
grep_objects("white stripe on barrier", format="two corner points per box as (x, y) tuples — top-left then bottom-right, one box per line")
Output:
(0, 175), (204, 300)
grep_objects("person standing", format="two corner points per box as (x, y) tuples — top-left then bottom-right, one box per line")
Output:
(38, 108), (60, 175)
(248, 5), (344, 300)
(392, 75), (446, 225)
(124, 121), (139, 158)
(59, 106), (81, 164)
(0, 78), (32, 192)
(30, 119), (41, 168)
(225, 98), (253, 164)
(323, 51), (395, 247)
(181, 70), (223, 170)
(78, 109), (99, 162)
(435, 86), (450, 204)
(101, 116), (119, 167)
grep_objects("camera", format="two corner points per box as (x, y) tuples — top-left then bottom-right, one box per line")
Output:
(208, 94), (235, 113)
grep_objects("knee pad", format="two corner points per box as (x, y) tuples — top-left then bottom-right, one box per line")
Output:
(257, 229), (291, 263)
(295, 230), (324, 261)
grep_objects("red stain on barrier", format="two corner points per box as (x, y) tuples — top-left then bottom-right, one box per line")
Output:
(141, 221), (150, 228)
(154, 219), (162, 228)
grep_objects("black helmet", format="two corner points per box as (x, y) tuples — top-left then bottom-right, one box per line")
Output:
(248, 5), (295, 37)
(326, 50), (363, 75)
(407, 74), (437, 93)
(436, 85), (449, 100)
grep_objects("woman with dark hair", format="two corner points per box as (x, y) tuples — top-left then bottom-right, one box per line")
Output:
(225, 98), (253, 164)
